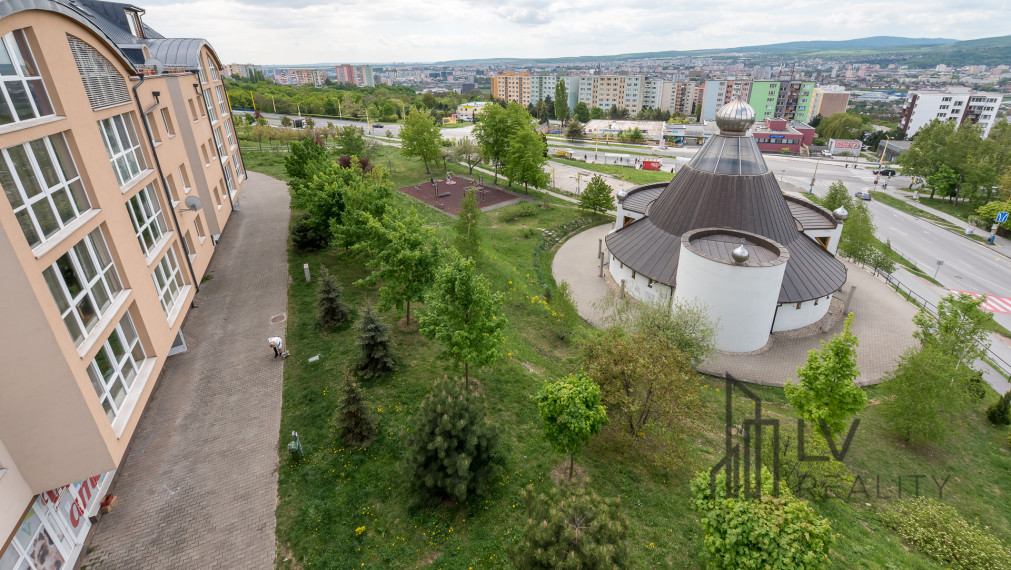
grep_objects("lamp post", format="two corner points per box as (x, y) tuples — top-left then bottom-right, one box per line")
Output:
(877, 135), (889, 169)
(809, 160), (820, 195)
(270, 95), (276, 114)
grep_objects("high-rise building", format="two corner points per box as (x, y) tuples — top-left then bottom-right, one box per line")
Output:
(745, 80), (815, 122)
(353, 65), (374, 87)
(492, 73), (650, 116)
(700, 78), (752, 120)
(273, 68), (327, 86)
(899, 88), (1001, 137)
(0, 1), (245, 565)
(335, 64), (354, 84)
(811, 86), (850, 120)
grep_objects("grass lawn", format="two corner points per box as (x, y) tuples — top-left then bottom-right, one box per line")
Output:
(551, 157), (675, 185)
(241, 148), (1011, 569)
(916, 196), (980, 222)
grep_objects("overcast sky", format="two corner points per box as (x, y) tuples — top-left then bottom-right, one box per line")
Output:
(139, 0), (1009, 65)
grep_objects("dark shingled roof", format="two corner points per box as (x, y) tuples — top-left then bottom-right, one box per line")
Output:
(605, 133), (846, 303)
(621, 182), (666, 214)
(784, 195), (837, 230)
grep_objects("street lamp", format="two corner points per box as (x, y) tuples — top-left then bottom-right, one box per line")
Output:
(809, 161), (820, 195)
(270, 95), (276, 114)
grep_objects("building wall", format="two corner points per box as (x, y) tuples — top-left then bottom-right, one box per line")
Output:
(813, 90), (849, 118)
(749, 80), (780, 122)
(608, 255), (671, 307)
(772, 296), (832, 332)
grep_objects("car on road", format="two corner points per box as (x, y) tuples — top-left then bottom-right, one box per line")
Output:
(873, 168), (897, 176)
(373, 124), (384, 128)
(854, 190), (872, 201)
(820, 150), (833, 157)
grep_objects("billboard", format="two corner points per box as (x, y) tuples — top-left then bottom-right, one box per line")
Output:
(829, 139), (862, 156)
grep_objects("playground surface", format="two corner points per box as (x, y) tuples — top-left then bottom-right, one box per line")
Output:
(398, 175), (517, 215)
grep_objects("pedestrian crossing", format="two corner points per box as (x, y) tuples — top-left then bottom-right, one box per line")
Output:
(950, 290), (1011, 314)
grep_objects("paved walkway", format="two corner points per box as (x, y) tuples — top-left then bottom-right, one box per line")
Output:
(84, 172), (289, 569)
(553, 224), (923, 386)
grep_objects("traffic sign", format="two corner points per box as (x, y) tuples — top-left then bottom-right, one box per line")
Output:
(997, 211), (1009, 224)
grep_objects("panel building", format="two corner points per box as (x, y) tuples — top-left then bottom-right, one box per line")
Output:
(0, 1), (245, 566)
(811, 86), (850, 119)
(898, 88), (1001, 137)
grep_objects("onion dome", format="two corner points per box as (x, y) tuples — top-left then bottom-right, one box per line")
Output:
(833, 206), (849, 221)
(732, 243), (750, 265)
(616, 190), (629, 202)
(715, 98), (756, 135)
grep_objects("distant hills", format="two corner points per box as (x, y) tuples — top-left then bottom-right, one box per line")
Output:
(434, 35), (1011, 68)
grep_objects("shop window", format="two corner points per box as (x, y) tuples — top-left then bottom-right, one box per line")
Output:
(86, 310), (146, 423)
(126, 183), (168, 256)
(98, 113), (147, 186)
(42, 227), (123, 346)
(152, 247), (185, 315)
(0, 29), (55, 127)
(1, 133), (91, 248)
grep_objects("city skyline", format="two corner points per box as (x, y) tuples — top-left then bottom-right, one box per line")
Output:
(139, 0), (1009, 65)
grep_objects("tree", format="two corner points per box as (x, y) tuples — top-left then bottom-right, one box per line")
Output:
(290, 161), (360, 248)
(822, 180), (852, 212)
(913, 292), (992, 370)
(474, 102), (528, 184)
(316, 266), (351, 330)
(331, 163), (395, 249)
(280, 115), (292, 127)
(355, 207), (442, 325)
(503, 126), (549, 191)
(881, 346), (978, 444)
(400, 109), (443, 173)
(598, 296), (717, 369)
(554, 80), (569, 124)
(784, 314), (867, 436)
(926, 164), (960, 202)
(419, 253), (506, 384)
(355, 304), (398, 379)
(815, 112), (863, 140)
(284, 136), (330, 191)
(512, 483), (629, 569)
(336, 370), (376, 447)
(838, 199), (876, 265)
(589, 106), (606, 120)
(533, 373), (608, 480)
(402, 376), (499, 504)
(986, 390), (1011, 425)
(573, 101), (590, 123)
(453, 188), (481, 261)
(564, 120), (584, 139)
(452, 137), (482, 174)
(579, 174), (613, 214)
(543, 95), (555, 120)
(334, 125), (366, 157)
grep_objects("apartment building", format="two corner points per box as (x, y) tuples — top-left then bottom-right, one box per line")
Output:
(489, 71), (531, 104)
(0, 1), (244, 566)
(811, 86), (850, 119)
(352, 65), (374, 87)
(492, 72), (650, 116)
(700, 78), (752, 120)
(744, 79), (815, 122)
(899, 87), (1001, 137)
(222, 63), (260, 79)
(273, 67), (327, 87)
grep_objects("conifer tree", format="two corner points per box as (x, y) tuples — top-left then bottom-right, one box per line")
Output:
(317, 266), (351, 330)
(355, 304), (398, 379)
(336, 370), (376, 447)
(402, 376), (499, 504)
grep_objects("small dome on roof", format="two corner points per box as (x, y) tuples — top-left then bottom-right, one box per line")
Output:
(732, 243), (750, 264)
(715, 98), (756, 135)
(616, 190), (629, 202)
(833, 206), (849, 220)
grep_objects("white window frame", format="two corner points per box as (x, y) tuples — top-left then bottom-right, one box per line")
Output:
(42, 227), (123, 346)
(86, 310), (146, 424)
(203, 89), (217, 123)
(197, 63), (206, 84)
(99, 113), (147, 186)
(160, 107), (175, 137)
(234, 152), (245, 181)
(224, 118), (236, 148)
(126, 182), (168, 257)
(0, 29), (55, 128)
(1, 133), (91, 248)
(215, 85), (228, 117)
(208, 57), (219, 82)
(224, 165), (236, 198)
(152, 247), (185, 315)
(213, 127), (226, 160)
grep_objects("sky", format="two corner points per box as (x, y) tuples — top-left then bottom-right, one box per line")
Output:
(137, 0), (1010, 65)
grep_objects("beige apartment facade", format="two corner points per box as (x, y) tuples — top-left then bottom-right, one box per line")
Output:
(0, 2), (244, 567)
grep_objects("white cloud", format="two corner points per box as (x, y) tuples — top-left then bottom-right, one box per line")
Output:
(136, 0), (1011, 64)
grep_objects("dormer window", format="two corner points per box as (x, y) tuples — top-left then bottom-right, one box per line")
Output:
(126, 9), (145, 39)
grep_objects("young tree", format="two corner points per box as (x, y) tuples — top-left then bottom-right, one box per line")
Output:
(926, 164), (960, 202)
(453, 188), (482, 261)
(533, 373), (608, 480)
(554, 79), (569, 124)
(418, 253), (506, 384)
(355, 207), (442, 325)
(815, 112), (863, 140)
(599, 296), (718, 369)
(986, 390), (1011, 426)
(784, 314), (866, 436)
(503, 126), (549, 191)
(452, 137), (482, 174)
(512, 483), (629, 569)
(822, 180), (852, 211)
(882, 346), (978, 444)
(589, 106), (606, 120)
(564, 120), (584, 139)
(355, 304), (398, 379)
(334, 125), (366, 157)
(336, 370), (376, 447)
(280, 115), (292, 127)
(284, 136), (330, 191)
(316, 266), (351, 330)
(402, 376), (499, 504)
(579, 174), (614, 213)
(913, 292), (992, 370)
(838, 199), (876, 265)
(400, 109), (443, 173)
(474, 102), (527, 184)
(331, 163), (395, 249)
(573, 101), (590, 123)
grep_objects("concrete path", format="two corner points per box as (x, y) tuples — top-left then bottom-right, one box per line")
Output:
(545, 160), (637, 198)
(552, 223), (613, 327)
(83, 172), (289, 569)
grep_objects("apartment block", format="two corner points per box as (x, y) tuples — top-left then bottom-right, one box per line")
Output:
(0, 1), (244, 566)
(744, 80), (815, 122)
(489, 71), (531, 104)
(491, 72), (650, 116)
(222, 63), (260, 79)
(273, 67), (327, 86)
(811, 86), (850, 119)
(700, 78), (752, 120)
(899, 87), (1001, 137)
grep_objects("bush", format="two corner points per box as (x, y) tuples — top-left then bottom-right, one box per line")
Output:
(881, 498), (1011, 569)
(499, 202), (539, 222)
(690, 469), (834, 569)
(511, 483), (629, 569)
(291, 213), (328, 251)
(402, 376), (499, 505)
(986, 390), (1011, 425)
(762, 429), (855, 502)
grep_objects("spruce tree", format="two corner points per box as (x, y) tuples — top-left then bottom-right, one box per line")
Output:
(986, 390), (1011, 425)
(317, 266), (351, 330)
(402, 376), (499, 504)
(336, 370), (376, 447)
(355, 304), (398, 379)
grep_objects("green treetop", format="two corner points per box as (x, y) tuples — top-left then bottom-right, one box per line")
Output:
(533, 372), (608, 480)
(400, 109), (443, 174)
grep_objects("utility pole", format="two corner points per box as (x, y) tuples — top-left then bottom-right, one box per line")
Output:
(809, 160), (819, 195)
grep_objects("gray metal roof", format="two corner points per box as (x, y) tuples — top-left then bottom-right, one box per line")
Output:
(687, 134), (768, 175)
(784, 196), (837, 231)
(143, 38), (211, 69)
(621, 182), (666, 214)
(0, 0), (135, 68)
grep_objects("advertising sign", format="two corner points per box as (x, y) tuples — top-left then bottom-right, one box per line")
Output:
(829, 139), (862, 156)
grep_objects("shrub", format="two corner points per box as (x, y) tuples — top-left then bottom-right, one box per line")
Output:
(316, 266), (351, 330)
(335, 371), (376, 447)
(762, 429), (855, 502)
(690, 469), (834, 569)
(986, 390), (1011, 425)
(499, 202), (539, 222)
(511, 483), (629, 569)
(881, 498), (1011, 569)
(402, 376), (499, 505)
(338, 155), (373, 173)
(291, 212), (328, 251)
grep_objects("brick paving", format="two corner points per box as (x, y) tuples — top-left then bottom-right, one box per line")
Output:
(399, 176), (517, 215)
(82, 172), (289, 569)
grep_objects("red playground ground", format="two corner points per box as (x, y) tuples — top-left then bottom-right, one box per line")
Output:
(398, 176), (516, 215)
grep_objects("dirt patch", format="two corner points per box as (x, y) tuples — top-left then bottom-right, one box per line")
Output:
(398, 176), (517, 215)
(549, 460), (588, 485)
(414, 551), (441, 568)
(522, 361), (542, 375)
(398, 317), (420, 332)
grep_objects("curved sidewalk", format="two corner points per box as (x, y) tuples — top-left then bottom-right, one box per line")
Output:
(83, 172), (289, 569)
(553, 224), (920, 386)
